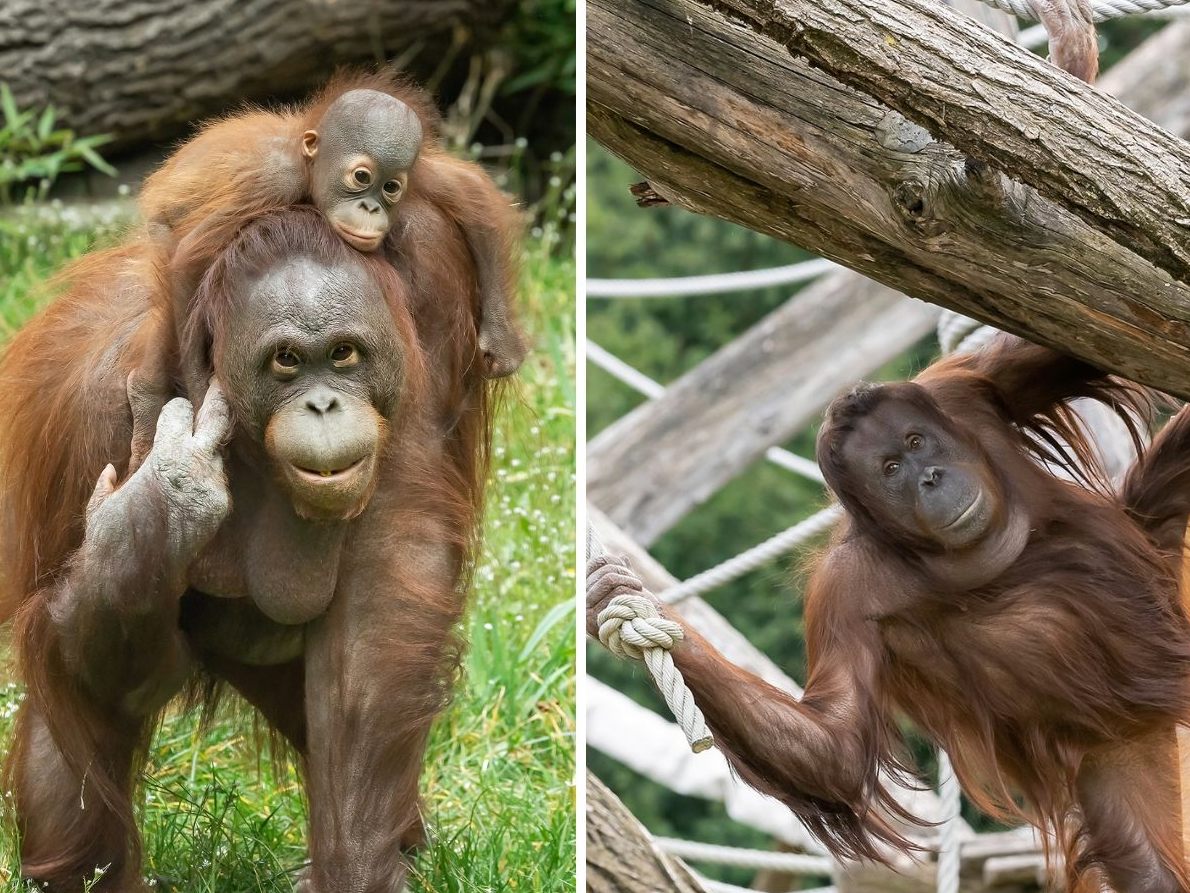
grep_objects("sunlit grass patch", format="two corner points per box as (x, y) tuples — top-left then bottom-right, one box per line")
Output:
(0, 209), (576, 892)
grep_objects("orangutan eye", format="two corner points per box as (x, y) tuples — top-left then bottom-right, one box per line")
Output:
(330, 343), (359, 366)
(906, 434), (924, 451)
(352, 168), (372, 187)
(272, 349), (301, 374)
(883, 460), (901, 476)
(382, 179), (402, 201)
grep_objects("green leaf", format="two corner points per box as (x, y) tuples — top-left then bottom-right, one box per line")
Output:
(0, 84), (17, 129)
(517, 598), (574, 663)
(77, 144), (117, 177)
(36, 105), (55, 142)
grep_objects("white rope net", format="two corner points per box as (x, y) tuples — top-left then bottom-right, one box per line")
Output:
(977, 0), (1189, 21)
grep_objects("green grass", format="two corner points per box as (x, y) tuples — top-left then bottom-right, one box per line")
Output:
(0, 209), (577, 892)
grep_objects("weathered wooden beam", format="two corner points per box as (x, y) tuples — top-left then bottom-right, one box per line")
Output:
(588, 277), (938, 546)
(588, 0), (1190, 398)
(705, 0), (1190, 288)
(587, 772), (708, 893)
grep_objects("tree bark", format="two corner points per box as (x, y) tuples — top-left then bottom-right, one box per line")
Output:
(0, 0), (508, 150)
(586, 772), (708, 893)
(588, 0), (1190, 398)
(706, 0), (1190, 288)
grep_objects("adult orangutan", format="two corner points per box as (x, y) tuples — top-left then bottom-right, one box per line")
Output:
(0, 204), (491, 891)
(590, 335), (1190, 893)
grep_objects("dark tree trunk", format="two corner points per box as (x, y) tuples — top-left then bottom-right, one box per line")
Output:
(0, 0), (510, 150)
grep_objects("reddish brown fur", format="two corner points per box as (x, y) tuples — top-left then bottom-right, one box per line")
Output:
(0, 196), (493, 888)
(138, 69), (522, 389)
(640, 337), (1190, 892)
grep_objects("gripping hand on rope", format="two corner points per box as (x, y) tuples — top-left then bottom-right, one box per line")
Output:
(586, 536), (714, 752)
(1030, 0), (1099, 82)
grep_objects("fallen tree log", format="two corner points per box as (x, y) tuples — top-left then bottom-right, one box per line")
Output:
(0, 0), (509, 150)
(588, 0), (1190, 397)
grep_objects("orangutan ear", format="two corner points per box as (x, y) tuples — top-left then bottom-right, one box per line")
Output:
(301, 130), (319, 160)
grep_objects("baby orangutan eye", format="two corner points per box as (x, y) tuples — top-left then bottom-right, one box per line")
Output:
(883, 460), (901, 476)
(382, 179), (402, 201)
(352, 168), (372, 187)
(272, 348), (301, 375)
(906, 434), (924, 450)
(330, 343), (359, 367)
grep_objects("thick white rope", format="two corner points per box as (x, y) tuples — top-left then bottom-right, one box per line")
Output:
(657, 837), (833, 874)
(695, 877), (835, 893)
(587, 340), (665, 399)
(588, 526), (714, 753)
(977, 0), (1189, 20)
(936, 751), (962, 893)
(661, 505), (844, 605)
(588, 258), (838, 298)
(930, 323), (977, 893)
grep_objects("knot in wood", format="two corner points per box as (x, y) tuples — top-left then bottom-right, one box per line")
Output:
(892, 179), (946, 237)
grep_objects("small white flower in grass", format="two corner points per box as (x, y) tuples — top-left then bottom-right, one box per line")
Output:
(484, 622), (493, 631)
(117, 183), (131, 197)
(515, 137), (528, 149)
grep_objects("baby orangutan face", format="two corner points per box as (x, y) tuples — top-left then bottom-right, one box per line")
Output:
(302, 89), (423, 252)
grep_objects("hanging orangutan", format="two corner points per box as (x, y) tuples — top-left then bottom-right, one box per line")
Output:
(590, 335), (1190, 893)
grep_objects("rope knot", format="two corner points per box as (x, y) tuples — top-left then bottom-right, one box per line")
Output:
(597, 594), (685, 660)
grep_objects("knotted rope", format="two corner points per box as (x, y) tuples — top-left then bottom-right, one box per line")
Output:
(587, 526), (714, 752)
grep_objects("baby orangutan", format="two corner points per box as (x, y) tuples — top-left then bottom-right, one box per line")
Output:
(139, 72), (525, 403)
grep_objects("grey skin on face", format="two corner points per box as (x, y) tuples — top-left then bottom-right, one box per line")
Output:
(841, 398), (998, 550)
(302, 89), (423, 252)
(217, 255), (402, 522)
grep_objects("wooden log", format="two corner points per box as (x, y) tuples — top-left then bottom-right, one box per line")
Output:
(698, 0), (1190, 288)
(587, 0), (1190, 398)
(0, 0), (508, 151)
(586, 772), (708, 893)
(588, 277), (939, 546)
